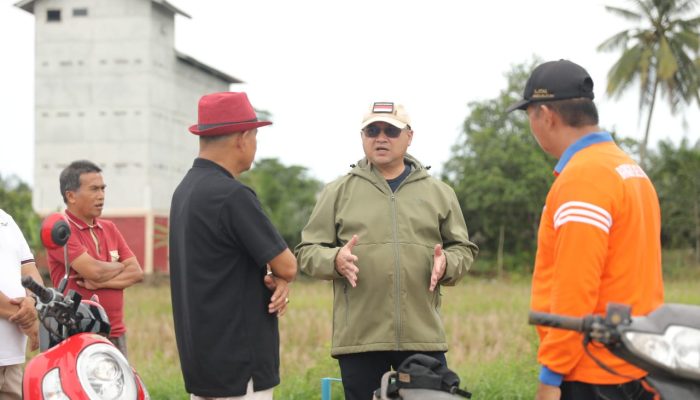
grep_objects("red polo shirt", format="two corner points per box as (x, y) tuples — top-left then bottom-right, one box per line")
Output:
(47, 210), (135, 337)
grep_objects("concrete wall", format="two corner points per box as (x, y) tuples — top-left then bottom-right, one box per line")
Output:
(33, 0), (153, 212)
(32, 0), (230, 213)
(30, 0), (232, 272)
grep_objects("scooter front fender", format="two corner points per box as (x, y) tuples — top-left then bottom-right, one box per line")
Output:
(23, 333), (147, 400)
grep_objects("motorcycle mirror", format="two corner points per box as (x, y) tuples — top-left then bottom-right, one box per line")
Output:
(41, 213), (72, 293)
(41, 213), (71, 248)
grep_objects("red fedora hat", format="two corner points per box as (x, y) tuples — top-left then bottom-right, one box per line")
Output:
(189, 92), (272, 136)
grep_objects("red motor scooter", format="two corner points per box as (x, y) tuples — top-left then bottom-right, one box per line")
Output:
(22, 213), (149, 399)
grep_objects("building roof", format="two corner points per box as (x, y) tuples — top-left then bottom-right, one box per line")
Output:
(176, 51), (243, 84)
(14, 0), (192, 18)
(14, 0), (242, 84)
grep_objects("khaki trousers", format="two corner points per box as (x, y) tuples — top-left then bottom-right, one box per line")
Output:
(0, 364), (23, 400)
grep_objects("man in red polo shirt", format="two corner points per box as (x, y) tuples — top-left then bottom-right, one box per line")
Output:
(47, 160), (144, 357)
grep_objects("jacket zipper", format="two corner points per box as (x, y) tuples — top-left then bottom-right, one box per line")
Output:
(343, 282), (349, 326)
(391, 193), (401, 350)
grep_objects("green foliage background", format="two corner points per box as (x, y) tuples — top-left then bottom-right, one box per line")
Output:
(239, 158), (323, 249)
(441, 59), (700, 273)
(0, 174), (42, 252)
(442, 60), (555, 273)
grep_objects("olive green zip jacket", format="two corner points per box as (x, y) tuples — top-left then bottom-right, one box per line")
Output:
(295, 155), (478, 356)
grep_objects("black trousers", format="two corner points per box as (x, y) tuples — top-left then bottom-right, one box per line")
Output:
(337, 350), (447, 400)
(561, 380), (656, 400)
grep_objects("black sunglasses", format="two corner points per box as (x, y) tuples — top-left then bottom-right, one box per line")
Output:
(363, 124), (403, 138)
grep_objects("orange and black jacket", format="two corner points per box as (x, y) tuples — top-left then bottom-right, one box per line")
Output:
(531, 131), (664, 384)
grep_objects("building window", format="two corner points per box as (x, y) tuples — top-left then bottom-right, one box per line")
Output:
(47, 9), (61, 22)
(73, 8), (88, 17)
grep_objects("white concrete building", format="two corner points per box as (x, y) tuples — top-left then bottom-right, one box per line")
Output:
(16, 0), (240, 273)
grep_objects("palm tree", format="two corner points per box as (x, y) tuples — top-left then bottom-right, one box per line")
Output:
(598, 0), (700, 166)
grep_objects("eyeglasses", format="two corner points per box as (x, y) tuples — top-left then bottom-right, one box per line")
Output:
(362, 124), (403, 138)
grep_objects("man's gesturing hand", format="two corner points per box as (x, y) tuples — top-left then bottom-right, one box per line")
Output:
(335, 235), (360, 287)
(429, 244), (446, 292)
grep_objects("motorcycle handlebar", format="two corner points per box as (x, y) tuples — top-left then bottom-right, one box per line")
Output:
(21, 276), (54, 304)
(528, 311), (585, 332)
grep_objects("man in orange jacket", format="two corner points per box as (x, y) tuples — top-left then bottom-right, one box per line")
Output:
(507, 60), (664, 400)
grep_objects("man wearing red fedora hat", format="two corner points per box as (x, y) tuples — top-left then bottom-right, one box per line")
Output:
(169, 92), (297, 399)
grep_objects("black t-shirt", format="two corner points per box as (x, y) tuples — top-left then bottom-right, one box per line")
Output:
(169, 158), (288, 397)
(386, 162), (411, 192)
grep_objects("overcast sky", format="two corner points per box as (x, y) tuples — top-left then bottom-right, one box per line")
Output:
(1, 0), (698, 185)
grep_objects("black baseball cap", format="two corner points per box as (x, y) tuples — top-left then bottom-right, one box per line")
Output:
(506, 59), (595, 113)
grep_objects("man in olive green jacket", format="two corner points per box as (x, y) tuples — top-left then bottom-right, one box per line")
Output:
(295, 102), (478, 400)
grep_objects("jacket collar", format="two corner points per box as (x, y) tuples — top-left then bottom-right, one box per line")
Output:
(354, 153), (428, 180)
(554, 131), (613, 175)
(349, 154), (429, 193)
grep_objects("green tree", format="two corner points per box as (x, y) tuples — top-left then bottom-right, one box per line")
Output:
(0, 174), (42, 252)
(240, 158), (323, 249)
(442, 61), (555, 275)
(648, 138), (700, 263)
(598, 0), (700, 166)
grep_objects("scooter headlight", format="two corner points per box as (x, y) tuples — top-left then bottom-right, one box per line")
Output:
(42, 368), (69, 400)
(624, 325), (700, 379)
(76, 343), (137, 400)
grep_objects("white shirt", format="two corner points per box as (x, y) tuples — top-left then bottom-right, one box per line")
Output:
(0, 209), (34, 365)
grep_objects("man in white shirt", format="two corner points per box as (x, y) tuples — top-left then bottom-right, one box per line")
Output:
(0, 209), (44, 399)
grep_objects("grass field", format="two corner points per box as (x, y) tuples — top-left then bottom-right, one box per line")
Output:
(124, 271), (700, 399)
